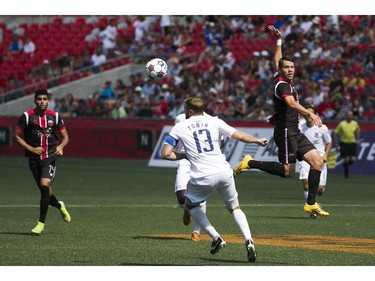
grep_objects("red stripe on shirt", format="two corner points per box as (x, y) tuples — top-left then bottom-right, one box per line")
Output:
(40, 114), (48, 160)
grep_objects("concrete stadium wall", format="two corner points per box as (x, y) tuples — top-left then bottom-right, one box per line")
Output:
(0, 63), (144, 117)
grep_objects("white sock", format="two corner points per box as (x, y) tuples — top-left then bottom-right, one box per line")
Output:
(189, 206), (219, 240)
(192, 202), (206, 234)
(232, 209), (252, 242)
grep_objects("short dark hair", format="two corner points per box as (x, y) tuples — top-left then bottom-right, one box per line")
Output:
(278, 56), (295, 69)
(304, 103), (316, 114)
(34, 89), (50, 100)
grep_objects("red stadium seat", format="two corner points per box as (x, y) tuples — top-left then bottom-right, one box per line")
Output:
(17, 71), (27, 81)
(53, 17), (63, 26)
(75, 17), (86, 26)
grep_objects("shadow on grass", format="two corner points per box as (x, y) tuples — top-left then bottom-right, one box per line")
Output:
(255, 216), (310, 220)
(72, 260), (94, 264)
(200, 258), (288, 265)
(118, 258), (247, 266)
(118, 258), (288, 266)
(119, 263), (181, 266)
(0, 232), (40, 236)
(200, 257), (248, 264)
(132, 235), (190, 241)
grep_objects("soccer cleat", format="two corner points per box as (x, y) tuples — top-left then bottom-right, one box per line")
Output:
(31, 221), (45, 235)
(303, 202), (329, 217)
(59, 201), (71, 223)
(246, 240), (257, 263)
(191, 232), (200, 242)
(210, 236), (226, 255)
(233, 155), (253, 177)
(183, 209), (191, 226)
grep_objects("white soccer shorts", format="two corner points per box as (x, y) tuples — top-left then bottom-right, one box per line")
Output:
(299, 160), (327, 186)
(174, 159), (191, 193)
(185, 169), (239, 210)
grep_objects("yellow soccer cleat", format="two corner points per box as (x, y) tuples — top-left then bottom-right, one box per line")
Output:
(303, 202), (329, 217)
(31, 221), (45, 235)
(191, 232), (200, 242)
(233, 155), (253, 177)
(59, 201), (71, 223)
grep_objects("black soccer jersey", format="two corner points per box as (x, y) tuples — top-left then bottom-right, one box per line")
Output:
(15, 109), (66, 159)
(268, 72), (300, 131)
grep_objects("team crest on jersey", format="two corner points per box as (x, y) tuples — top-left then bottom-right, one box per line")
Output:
(48, 120), (54, 127)
(33, 120), (38, 124)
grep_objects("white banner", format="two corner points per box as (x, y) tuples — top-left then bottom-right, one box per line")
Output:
(148, 126), (178, 168)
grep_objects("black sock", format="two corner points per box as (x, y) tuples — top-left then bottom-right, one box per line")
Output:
(49, 194), (61, 208)
(39, 186), (50, 223)
(249, 160), (285, 177)
(344, 163), (349, 178)
(307, 169), (321, 205)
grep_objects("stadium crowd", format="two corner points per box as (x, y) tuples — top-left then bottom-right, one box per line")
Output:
(2, 15), (375, 121)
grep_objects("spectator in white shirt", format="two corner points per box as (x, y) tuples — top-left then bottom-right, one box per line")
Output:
(160, 15), (172, 35)
(99, 18), (117, 54)
(23, 36), (36, 55)
(133, 16), (150, 42)
(91, 45), (106, 73)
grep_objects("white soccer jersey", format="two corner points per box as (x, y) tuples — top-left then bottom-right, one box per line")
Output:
(174, 112), (216, 153)
(173, 113), (187, 154)
(298, 123), (331, 184)
(299, 123), (332, 156)
(175, 113), (186, 124)
(168, 114), (236, 183)
(174, 113), (190, 192)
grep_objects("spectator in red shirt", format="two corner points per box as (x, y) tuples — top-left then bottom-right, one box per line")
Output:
(151, 94), (168, 118)
(317, 94), (336, 119)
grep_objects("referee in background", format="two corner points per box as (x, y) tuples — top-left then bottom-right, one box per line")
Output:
(334, 110), (361, 178)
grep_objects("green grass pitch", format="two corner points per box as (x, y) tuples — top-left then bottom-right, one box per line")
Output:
(0, 156), (374, 277)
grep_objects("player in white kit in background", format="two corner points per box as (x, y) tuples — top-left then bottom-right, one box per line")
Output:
(162, 96), (268, 263)
(298, 103), (332, 218)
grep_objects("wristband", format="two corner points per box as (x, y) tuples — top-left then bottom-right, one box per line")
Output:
(276, 39), (282, 46)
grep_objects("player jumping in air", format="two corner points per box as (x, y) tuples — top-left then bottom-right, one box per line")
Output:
(233, 25), (329, 217)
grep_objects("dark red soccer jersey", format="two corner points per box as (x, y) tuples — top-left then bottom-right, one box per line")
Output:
(15, 109), (66, 159)
(268, 72), (300, 130)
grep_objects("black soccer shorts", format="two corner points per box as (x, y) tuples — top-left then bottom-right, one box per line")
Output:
(274, 127), (315, 164)
(28, 156), (58, 184)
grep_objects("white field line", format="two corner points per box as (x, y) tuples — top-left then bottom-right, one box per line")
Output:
(0, 204), (374, 208)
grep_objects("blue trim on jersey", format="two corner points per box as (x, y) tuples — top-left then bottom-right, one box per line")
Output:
(165, 135), (178, 147)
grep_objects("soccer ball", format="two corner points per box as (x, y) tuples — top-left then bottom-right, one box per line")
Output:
(145, 58), (168, 80)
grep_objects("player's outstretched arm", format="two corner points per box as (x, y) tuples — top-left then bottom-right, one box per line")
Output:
(284, 96), (322, 127)
(231, 130), (268, 147)
(268, 25), (282, 70)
